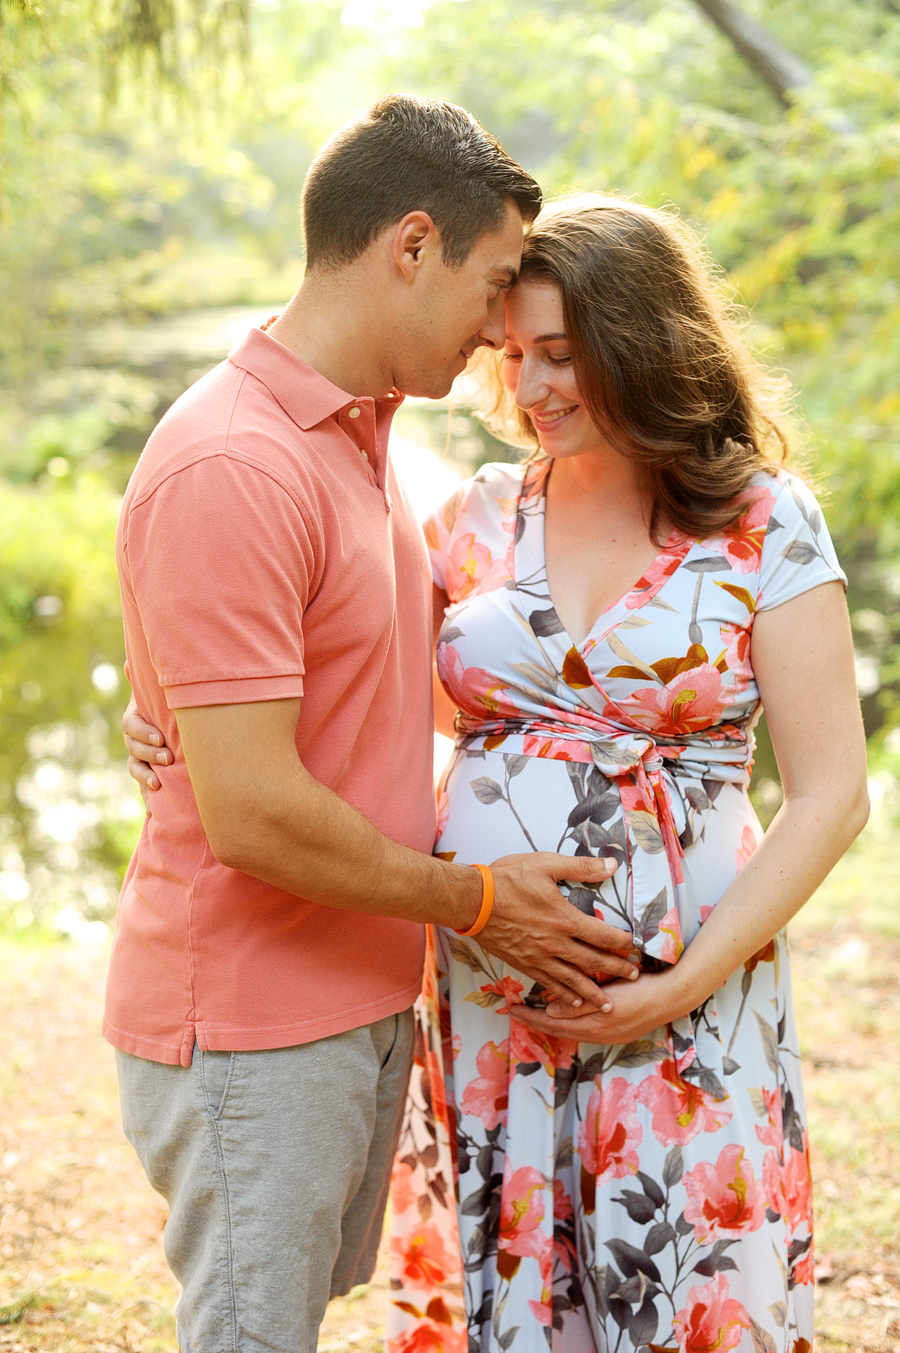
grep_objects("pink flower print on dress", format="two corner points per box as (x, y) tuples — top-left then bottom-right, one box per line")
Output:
(521, 733), (586, 762)
(497, 1161), (552, 1285)
(552, 1178), (577, 1274)
(388, 1320), (468, 1353)
(658, 906), (685, 964)
(437, 644), (520, 719)
(509, 1016), (576, 1074)
(577, 1078), (642, 1210)
(390, 1220), (459, 1290)
(791, 1241), (816, 1287)
(736, 824), (758, 871)
(425, 1042), (450, 1136)
(614, 663), (733, 738)
(625, 536), (692, 609)
(476, 974), (524, 1015)
(435, 785), (450, 838)
(763, 1137), (813, 1235)
(717, 619), (753, 689)
(683, 1143), (767, 1242)
(525, 1228), (555, 1327)
(445, 531), (510, 602)
(708, 487), (775, 575)
(391, 1158), (417, 1216)
(755, 1086), (783, 1149)
(637, 1056), (734, 1146)
(459, 1038), (510, 1130)
(672, 1271), (751, 1353)
(553, 1177), (574, 1223)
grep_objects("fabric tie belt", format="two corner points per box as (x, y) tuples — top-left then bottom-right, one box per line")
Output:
(454, 711), (755, 1096)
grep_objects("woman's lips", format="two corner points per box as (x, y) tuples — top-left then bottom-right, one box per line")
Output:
(529, 405), (577, 431)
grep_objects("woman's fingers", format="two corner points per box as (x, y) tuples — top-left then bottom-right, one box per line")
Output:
(125, 734), (172, 767)
(128, 751), (161, 792)
(122, 698), (169, 766)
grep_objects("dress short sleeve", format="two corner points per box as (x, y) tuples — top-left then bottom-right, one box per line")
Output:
(423, 464), (522, 605)
(756, 474), (847, 612)
(422, 489), (463, 593)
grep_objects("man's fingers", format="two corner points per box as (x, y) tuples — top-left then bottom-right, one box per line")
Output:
(537, 962), (615, 1010)
(545, 852), (618, 883)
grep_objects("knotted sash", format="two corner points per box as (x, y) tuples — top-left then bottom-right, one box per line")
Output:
(453, 710), (755, 1093)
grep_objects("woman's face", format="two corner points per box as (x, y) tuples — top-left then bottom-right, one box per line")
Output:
(502, 278), (609, 461)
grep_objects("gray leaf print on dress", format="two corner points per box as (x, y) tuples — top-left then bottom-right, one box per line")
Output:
(781, 540), (820, 565)
(470, 777), (504, 805)
(528, 606), (565, 637)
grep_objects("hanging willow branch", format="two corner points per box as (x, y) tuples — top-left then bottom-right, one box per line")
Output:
(0, 0), (251, 103)
(102, 0), (251, 100)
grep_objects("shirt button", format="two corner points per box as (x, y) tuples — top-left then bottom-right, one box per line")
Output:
(360, 450), (369, 460)
(348, 406), (361, 419)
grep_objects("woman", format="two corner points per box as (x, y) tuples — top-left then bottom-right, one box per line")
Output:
(126, 196), (868, 1353)
(385, 197), (867, 1353)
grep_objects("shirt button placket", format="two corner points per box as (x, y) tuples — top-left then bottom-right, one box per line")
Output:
(348, 405), (368, 459)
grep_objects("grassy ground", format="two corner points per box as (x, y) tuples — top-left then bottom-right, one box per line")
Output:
(1, 822), (900, 1351)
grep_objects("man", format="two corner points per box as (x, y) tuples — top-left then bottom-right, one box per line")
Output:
(110, 94), (636, 1353)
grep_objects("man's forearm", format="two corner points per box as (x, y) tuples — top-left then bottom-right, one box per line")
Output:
(211, 754), (482, 929)
(174, 698), (640, 1003)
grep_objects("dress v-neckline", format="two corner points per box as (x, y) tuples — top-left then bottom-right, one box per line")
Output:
(517, 458), (692, 652)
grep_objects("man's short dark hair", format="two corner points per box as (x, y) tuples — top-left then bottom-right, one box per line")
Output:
(302, 93), (542, 271)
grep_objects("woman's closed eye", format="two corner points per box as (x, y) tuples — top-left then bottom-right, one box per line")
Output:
(501, 349), (573, 367)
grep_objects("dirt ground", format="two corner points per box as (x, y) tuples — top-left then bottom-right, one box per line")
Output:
(1, 929), (898, 1352)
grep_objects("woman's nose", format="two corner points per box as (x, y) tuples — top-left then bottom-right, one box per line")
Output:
(514, 357), (549, 409)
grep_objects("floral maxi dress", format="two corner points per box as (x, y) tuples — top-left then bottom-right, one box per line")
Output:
(387, 460), (845, 1353)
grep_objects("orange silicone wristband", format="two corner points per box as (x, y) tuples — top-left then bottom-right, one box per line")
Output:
(455, 864), (495, 937)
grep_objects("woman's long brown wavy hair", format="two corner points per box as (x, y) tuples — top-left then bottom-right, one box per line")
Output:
(475, 194), (801, 543)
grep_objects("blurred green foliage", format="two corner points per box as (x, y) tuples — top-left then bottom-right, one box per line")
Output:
(0, 0), (898, 923)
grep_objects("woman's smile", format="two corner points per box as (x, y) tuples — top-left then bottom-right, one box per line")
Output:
(529, 404), (578, 431)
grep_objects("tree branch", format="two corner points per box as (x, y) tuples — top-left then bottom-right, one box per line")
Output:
(690, 0), (856, 131)
(690, 0), (812, 107)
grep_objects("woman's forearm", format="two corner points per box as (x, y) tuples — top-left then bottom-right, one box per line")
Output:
(516, 782), (868, 1045)
(659, 784), (869, 1019)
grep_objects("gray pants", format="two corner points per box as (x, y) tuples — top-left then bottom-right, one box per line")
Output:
(116, 1009), (415, 1353)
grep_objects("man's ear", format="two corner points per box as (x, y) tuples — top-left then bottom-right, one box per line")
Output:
(391, 211), (441, 282)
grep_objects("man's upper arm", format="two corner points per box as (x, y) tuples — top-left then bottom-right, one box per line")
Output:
(174, 699), (303, 864)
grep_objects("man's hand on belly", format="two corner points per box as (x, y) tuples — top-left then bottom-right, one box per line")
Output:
(478, 852), (640, 1008)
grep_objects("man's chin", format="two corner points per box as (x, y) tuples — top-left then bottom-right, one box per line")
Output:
(399, 370), (458, 401)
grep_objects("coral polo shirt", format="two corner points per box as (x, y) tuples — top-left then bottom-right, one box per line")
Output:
(104, 327), (435, 1067)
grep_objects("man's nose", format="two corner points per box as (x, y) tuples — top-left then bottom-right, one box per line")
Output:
(476, 294), (507, 351)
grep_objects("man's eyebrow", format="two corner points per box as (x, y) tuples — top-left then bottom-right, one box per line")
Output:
(494, 267), (518, 288)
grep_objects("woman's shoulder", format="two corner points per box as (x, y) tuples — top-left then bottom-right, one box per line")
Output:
(694, 469), (825, 578)
(427, 458), (529, 534)
(466, 458), (531, 502)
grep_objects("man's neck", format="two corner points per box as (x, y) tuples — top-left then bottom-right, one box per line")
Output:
(265, 266), (396, 399)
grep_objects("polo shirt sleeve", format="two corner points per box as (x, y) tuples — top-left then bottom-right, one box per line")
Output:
(123, 454), (316, 708)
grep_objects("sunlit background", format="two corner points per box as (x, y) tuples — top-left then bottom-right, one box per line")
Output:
(1, 3), (900, 1345)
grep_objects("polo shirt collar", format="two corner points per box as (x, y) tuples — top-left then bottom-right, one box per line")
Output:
(228, 326), (404, 430)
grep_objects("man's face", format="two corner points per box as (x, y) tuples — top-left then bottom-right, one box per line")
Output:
(393, 202), (525, 399)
